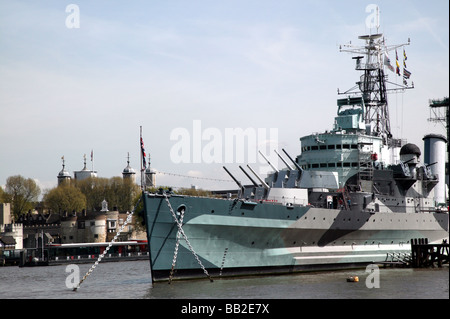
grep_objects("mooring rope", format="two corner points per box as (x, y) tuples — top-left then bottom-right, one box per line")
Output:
(72, 195), (142, 291)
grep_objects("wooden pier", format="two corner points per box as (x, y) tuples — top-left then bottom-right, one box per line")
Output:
(410, 238), (449, 268)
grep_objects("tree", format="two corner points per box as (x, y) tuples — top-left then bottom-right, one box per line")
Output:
(0, 186), (5, 203)
(3, 175), (41, 219)
(75, 177), (109, 212)
(43, 185), (87, 214)
(109, 177), (140, 212)
(75, 177), (140, 212)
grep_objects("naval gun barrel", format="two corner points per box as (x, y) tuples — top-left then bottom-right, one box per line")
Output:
(247, 165), (270, 190)
(239, 165), (259, 187)
(223, 166), (244, 191)
(425, 162), (438, 168)
(282, 148), (303, 172)
(258, 150), (279, 173)
(274, 149), (294, 170)
(402, 158), (415, 165)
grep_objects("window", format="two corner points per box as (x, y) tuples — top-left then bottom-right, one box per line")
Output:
(328, 145), (335, 149)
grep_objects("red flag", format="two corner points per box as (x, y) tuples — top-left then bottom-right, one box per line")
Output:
(141, 137), (146, 168)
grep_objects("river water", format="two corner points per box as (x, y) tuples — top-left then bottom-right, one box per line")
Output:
(0, 260), (447, 300)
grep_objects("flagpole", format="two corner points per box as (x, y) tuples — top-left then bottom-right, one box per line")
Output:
(140, 126), (143, 190)
(139, 125), (154, 284)
(140, 126), (146, 191)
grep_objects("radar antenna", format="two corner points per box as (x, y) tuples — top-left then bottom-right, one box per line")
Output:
(339, 21), (413, 146)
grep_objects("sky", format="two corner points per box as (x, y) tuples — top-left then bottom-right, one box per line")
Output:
(0, 0), (448, 194)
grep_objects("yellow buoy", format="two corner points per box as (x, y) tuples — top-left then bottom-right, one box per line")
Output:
(346, 276), (359, 282)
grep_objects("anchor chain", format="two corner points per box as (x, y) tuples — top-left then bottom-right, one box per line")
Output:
(72, 195), (142, 291)
(163, 192), (213, 282)
(168, 208), (185, 283)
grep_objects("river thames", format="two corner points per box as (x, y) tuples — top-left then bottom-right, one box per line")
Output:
(0, 260), (447, 299)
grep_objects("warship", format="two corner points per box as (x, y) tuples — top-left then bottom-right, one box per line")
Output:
(141, 21), (449, 281)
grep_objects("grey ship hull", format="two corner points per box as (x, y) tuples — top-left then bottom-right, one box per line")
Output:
(143, 193), (448, 281)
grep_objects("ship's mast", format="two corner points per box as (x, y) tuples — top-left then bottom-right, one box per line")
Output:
(339, 27), (412, 146)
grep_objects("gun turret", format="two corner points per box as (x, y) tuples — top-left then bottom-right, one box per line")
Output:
(403, 158), (415, 165)
(247, 165), (270, 190)
(282, 149), (303, 172)
(223, 166), (244, 192)
(425, 162), (438, 168)
(239, 165), (259, 187)
(258, 150), (279, 173)
(274, 149), (294, 170)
